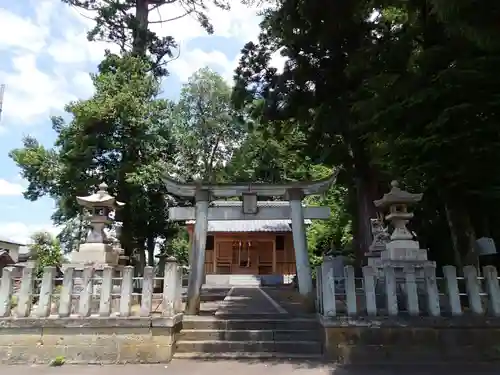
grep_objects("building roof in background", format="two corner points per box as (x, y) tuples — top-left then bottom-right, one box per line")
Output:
(0, 250), (15, 264)
(186, 219), (312, 233)
(0, 236), (26, 246)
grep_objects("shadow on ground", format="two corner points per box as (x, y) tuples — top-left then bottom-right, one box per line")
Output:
(171, 357), (500, 374)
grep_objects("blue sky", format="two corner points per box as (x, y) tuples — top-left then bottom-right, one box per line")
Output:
(0, 0), (284, 244)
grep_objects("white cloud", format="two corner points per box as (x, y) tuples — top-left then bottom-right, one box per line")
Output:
(169, 49), (238, 83)
(0, 1), (285, 123)
(151, 2), (265, 46)
(0, 222), (60, 246)
(72, 71), (95, 98)
(0, 1), (114, 124)
(149, 2), (265, 83)
(0, 54), (75, 123)
(0, 8), (48, 53)
(0, 179), (24, 196)
(157, 2), (284, 83)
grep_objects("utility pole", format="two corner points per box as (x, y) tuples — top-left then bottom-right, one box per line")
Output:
(0, 84), (5, 123)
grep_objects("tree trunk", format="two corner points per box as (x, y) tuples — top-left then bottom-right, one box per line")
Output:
(349, 139), (380, 265)
(444, 199), (478, 268)
(133, 0), (150, 56)
(147, 235), (155, 266)
(120, 210), (134, 258)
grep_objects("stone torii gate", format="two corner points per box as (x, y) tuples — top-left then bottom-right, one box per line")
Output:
(163, 172), (337, 315)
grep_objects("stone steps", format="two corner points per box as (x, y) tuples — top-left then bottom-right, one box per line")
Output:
(179, 329), (322, 341)
(174, 352), (324, 360)
(176, 340), (322, 354)
(181, 317), (320, 330)
(175, 317), (324, 359)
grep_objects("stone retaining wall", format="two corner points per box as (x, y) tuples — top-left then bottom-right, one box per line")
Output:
(0, 314), (182, 364)
(321, 316), (500, 364)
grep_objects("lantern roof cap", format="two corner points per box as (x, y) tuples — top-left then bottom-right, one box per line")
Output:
(374, 180), (423, 208)
(76, 182), (125, 208)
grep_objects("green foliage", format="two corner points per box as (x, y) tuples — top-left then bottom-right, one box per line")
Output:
(232, 0), (500, 266)
(56, 214), (89, 254)
(305, 166), (353, 261)
(172, 67), (245, 183)
(224, 121), (354, 263)
(224, 120), (313, 183)
(165, 227), (190, 266)
(29, 232), (63, 278)
(10, 55), (178, 260)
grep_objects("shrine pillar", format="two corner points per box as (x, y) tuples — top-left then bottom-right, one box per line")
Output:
(185, 189), (210, 315)
(287, 188), (314, 308)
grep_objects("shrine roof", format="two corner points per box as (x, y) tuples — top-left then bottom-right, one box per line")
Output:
(185, 219), (312, 232)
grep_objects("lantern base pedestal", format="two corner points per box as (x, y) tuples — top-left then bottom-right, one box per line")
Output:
(71, 243), (120, 266)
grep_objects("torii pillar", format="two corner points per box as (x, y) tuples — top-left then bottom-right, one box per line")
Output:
(287, 188), (314, 304)
(163, 172), (338, 315)
(185, 189), (210, 314)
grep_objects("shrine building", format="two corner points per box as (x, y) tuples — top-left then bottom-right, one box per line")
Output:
(185, 201), (311, 284)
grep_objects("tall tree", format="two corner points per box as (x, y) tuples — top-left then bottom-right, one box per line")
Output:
(233, 0), (500, 267)
(223, 118), (312, 183)
(62, 0), (229, 76)
(233, 0), (381, 261)
(172, 67), (244, 183)
(10, 55), (177, 265)
(224, 124), (354, 261)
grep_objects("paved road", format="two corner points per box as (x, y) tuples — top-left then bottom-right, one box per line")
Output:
(0, 361), (499, 375)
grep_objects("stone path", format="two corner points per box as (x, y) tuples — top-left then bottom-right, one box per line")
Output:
(262, 286), (315, 317)
(214, 287), (286, 316)
(1, 362), (499, 375)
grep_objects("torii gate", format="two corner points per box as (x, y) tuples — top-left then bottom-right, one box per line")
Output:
(163, 172), (337, 315)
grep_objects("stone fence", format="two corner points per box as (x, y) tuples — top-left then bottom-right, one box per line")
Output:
(0, 263), (184, 364)
(316, 264), (500, 317)
(0, 263), (183, 318)
(316, 264), (500, 363)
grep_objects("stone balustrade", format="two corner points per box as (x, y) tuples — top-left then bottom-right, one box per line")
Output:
(316, 264), (500, 317)
(0, 263), (183, 318)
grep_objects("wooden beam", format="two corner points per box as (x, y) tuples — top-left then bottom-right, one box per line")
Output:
(169, 206), (331, 221)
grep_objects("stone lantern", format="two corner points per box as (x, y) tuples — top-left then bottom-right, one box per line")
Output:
(373, 181), (434, 270)
(373, 180), (428, 263)
(70, 182), (124, 266)
(372, 181), (435, 310)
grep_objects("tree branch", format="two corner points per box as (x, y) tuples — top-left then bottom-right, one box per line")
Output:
(149, 10), (193, 23)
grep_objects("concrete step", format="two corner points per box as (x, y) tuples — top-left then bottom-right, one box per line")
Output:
(205, 275), (262, 286)
(178, 329), (323, 342)
(175, 340), (322, 354)
(174, 352), (324, 360)
(181, 318), (320, 331)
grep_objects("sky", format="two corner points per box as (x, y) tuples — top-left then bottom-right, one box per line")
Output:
(0, 0), (285, 245)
